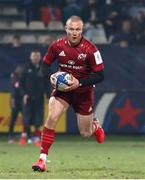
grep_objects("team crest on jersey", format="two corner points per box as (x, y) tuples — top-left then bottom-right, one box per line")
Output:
(78, 53), (87, 60)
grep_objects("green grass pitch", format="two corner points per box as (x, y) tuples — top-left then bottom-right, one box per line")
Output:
(0, 135), (145, 179)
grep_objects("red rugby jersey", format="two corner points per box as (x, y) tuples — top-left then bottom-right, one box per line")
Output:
(43, 36), (104, 79)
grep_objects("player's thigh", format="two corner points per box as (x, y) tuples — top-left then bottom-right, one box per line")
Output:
(45, 96), (69, 127)
(77, 113), (93, 135)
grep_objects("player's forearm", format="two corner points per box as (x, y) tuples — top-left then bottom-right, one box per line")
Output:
(79, 70), (104, 87)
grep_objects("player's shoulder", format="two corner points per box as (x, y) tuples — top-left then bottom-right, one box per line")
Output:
(82, 37), (98, 52)
(51, 36), (66, 47)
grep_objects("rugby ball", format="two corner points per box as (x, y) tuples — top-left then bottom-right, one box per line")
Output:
(50, 71), (71, 91)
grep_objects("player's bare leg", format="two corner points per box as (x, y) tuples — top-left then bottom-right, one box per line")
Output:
(77, 113), (105, 143)
(77, 113), (94, 137)
(32, 97), (69, 172)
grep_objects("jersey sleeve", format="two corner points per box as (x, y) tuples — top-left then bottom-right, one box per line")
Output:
(43, 42), (57, 65)
(87, 48), (104, 72)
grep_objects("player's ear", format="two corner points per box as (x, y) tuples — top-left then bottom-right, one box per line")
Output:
(83, 24), (86, 32)
(65, 25), (68, 32)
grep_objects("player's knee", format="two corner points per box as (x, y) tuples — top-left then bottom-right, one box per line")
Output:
(45, 115), (58, 128)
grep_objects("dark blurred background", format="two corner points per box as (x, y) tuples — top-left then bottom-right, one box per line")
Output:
(0, 0), (145, 135)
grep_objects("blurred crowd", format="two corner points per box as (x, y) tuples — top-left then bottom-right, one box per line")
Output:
(16, 0), (145, 47)
(3, 0), (145, 144)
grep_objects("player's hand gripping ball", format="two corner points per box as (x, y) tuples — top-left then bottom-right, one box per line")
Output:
(50, 71), (72, 91)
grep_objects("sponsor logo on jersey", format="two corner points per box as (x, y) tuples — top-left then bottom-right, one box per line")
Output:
(59, 63), (83, 69)
(59, 51), (66, 56)
(78, 53), (87, 60)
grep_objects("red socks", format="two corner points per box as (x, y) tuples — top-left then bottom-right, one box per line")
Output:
(40, 127), (55, 155)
